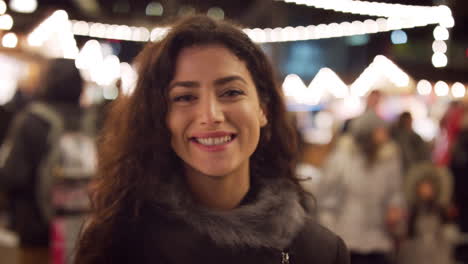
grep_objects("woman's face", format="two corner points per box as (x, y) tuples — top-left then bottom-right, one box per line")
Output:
(166, 44), (267, 179)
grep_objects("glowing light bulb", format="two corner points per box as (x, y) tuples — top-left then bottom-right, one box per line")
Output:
(0, 14), (13, 30)
(0, 1), (6, 15)
(10, 0), (37, 13)
(72, 21), (90, 36)
(451, 82), (466, 98)
(434, 81), (449, 96)
(433, 26), (449, 40)
(416, 80), (432, 95)
(2, 32), (17, 48)
(432, 40), (447, 53)
(432, 52), (447, 68)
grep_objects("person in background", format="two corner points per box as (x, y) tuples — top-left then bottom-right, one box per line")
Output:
(0, 58), (85, 264)
(0, 82), (37, 147)
(341, 90), (382, 134)
(364, 89), (382, 113)
(390, 111), (430, 175)
(398, 163), (454, 264)
(450, 107), (468, 264)
(74, 15), (349, 264)
(433, 101), (465, 166)
(318, 111), (405, 264)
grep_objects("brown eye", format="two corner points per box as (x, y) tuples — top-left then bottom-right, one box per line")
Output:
(173, 94), (196, 102)
(222, 89), (245, 97)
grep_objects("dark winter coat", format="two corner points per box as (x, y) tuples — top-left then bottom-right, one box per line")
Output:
(450, 128), (468, 233)
(0, 104), (84, 246)
(78, 177), (350, 264)
(0, 58), (84, 247)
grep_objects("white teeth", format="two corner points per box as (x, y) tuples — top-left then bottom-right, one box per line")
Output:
(196, 136), (232, 146)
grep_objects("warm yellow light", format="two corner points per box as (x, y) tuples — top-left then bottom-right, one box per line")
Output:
(433, 26), (449, 40)
(2, 32), (17, 48)
(10, 0), (37, 13)
(0, 14), (13, 30)
(72, 21), (90, 36)
(451, 82), (466, 98)
(115, 25), (132, 41)
(432, 40), (447, 53)
(67, 2), (455, 44)
(282, 74), (307, 98)
(0, 1), (6, 15)
(53, 10), (69, 21)
(373, 55), (409, 87)
(89, 23), (106, 38)
(132, 27), (150, 42)
(432, 52), (448, 68)
(434, 81), (449, 96)
(309, 68), (349, 98)
(416, 80), (432, 95)
(75, 40), (103, 70)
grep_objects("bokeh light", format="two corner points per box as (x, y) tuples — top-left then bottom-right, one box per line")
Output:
(416, 80), (432, 95)
(451, 82), (466, 98)
(432, 52), (448, 68)
(434, 81), (449, 96)
(2, 32), (18, 48)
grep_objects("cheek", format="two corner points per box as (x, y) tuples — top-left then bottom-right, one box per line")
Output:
(166, 112), (182, 143)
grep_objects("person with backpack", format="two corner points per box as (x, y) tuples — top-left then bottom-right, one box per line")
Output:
(0, 58), (96, 264)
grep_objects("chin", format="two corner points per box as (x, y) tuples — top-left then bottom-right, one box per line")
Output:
(197, 168), (232, 178)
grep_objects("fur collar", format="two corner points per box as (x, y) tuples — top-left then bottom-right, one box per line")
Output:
(152, 176), (309, 250)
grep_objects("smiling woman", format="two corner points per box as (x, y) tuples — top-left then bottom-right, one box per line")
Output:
(74, 15), (350, 264)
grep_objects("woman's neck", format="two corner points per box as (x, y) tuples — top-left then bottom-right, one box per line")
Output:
(185, 167), (250, 211)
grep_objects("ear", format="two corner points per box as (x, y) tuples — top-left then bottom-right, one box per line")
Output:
(259, 106), (268, 127)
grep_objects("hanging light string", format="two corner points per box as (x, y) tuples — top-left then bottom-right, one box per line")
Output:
(274, 0), (454, 26)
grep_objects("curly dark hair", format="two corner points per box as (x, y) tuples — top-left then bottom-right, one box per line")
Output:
(74, 15), (300, 263)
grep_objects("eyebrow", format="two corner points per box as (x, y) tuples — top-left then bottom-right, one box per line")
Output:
(213, 75), (248, 86)
(169, 75), (247, 90)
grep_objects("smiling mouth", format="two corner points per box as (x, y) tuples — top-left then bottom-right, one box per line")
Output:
(191, 134), (237, 146)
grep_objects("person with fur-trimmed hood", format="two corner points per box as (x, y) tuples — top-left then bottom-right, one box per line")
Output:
(74, 15), (349, 264)
(318, 111), (405, 264)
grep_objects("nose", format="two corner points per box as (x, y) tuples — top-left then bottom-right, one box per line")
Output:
(197, 94), (225, 126)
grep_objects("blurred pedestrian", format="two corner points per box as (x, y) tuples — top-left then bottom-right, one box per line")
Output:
(0, 58), (90, 264)
(318, 111), (405, 264)
(390, 111), (430, 175)
(450, 108), (468, 264)
(433, 101), (465, 166)
(341, 90), (383, 134)
(398, 162), (454, 264)
(74, 15), (349, 264)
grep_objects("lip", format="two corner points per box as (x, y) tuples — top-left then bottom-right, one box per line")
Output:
(189, 131), (236, 152)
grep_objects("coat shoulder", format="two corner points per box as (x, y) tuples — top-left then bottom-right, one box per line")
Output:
(291, 220), (350, 264)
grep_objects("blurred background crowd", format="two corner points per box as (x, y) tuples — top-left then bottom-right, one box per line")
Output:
(0, 0), (467, 263)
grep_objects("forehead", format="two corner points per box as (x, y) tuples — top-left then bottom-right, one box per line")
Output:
(172, 44), (253, 82)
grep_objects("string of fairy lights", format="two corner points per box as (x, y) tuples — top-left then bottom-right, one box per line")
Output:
(64, 1), (454, 67)
(0, 2), (465, 101)
(272, 0), (453, 67)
